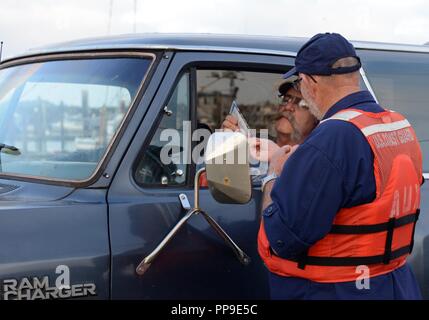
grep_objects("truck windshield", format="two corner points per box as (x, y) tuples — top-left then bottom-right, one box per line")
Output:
(0, 56), (152, 181)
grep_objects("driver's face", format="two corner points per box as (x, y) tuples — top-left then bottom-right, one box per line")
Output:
(278, 87), (303, 113)
(278, 88), (316, 141)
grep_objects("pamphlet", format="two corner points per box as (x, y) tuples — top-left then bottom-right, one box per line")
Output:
(229, 100), (253, 138)
(229, 101), (267, 176)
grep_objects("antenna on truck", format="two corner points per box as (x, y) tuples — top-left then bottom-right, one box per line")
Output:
(133, 0), (137, 33)
(0, 42), (3, 62)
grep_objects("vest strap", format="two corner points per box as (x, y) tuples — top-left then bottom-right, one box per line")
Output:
(289, 245), (412, 267)
(291, 210), (420, 269)
(297, 249), (309, 270)
(410, 209), (421, 253)
(383, 218), (395, 264)
(329, 212), (418, 234)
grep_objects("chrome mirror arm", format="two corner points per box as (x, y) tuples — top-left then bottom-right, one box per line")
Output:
(136, 168), (251, 276)
(136, 208), (198, 275)
(199, 210), (251, 265)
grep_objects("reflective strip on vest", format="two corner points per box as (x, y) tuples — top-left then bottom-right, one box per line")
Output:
(320, 110), (362, 124)
(361, 119), (411, 136)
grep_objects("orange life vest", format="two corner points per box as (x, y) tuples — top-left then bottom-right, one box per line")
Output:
(258, 108), (423, 283)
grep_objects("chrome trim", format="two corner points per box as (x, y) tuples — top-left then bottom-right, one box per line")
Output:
(0, 51), (154, 68)
(136, 207), (199, 275)
(3, 32), (429, 64)
(4, 39), (429, 65)
(423, 173), (429, 180)
(0, 51), (157, 186)
(2, 44), (298, 64)
(194, 168), (205, 209)
(32, 45), (298, 57)
(360, 68), (379, 103)
(199, 209), (251, 266)
(353, 41), (429, 54)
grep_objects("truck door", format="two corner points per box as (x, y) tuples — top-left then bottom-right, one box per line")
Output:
(108, 51), (296, 299)
(0, 53), (155, 299)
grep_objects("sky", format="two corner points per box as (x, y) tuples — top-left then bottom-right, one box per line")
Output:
(0, 0), (428, 59)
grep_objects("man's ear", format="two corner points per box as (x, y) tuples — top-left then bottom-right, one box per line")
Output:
(301, 74), (316, 94)
(300, 73), (311, 87)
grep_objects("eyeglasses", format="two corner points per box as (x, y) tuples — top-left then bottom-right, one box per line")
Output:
(292, 74), (318, 91)
(292, 77), (302, 91)
(278, 94), (302, 106)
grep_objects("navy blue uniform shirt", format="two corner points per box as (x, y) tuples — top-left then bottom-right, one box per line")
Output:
(263, 90), (422, 300)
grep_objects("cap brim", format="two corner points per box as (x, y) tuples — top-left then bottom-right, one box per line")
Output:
(278, 81), (294, 96)
(282, 67), (297, 79)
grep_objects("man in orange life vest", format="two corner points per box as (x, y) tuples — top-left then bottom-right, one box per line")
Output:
(257, 33), (423, 299)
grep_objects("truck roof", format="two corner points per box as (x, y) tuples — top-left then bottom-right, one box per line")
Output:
(3, 33), (429, 63)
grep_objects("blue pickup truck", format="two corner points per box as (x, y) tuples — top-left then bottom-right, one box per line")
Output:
(0, 34), (428, 300)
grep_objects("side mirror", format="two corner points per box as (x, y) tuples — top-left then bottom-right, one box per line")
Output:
(205, 132), (252, 204)
(136, 132), (252, 276)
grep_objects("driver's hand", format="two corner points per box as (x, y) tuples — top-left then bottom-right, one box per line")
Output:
(221, 115), (239, 132)
(248, 137), (280, 162)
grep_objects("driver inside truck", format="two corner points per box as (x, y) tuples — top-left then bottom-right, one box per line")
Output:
(199, 80), (319, 187)
(221, 80), (319, 161)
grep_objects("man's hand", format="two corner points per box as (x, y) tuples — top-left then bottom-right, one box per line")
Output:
(248, 137), (280, 162)
(269, 144), (299, 176)
(261, 144), (298, 210)
(221, 115), (239, 132)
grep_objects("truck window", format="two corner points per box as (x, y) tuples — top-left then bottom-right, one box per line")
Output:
(135, 69), (283, 187)
(0, 56), (152, 181)
(197, 69), (283, 140)
(135, 72), (190, 186)
(194, 69), (287, 184)
(359, 50), (429, 171)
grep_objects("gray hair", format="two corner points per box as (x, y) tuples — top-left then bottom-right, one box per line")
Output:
(332, 57), (360, 69)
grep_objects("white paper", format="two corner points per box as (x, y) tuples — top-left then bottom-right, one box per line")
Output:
(229, 100), (253, 137)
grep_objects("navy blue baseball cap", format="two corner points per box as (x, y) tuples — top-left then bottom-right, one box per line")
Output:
(283, 33), (361, 79)
(277, 81), (294, 97)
